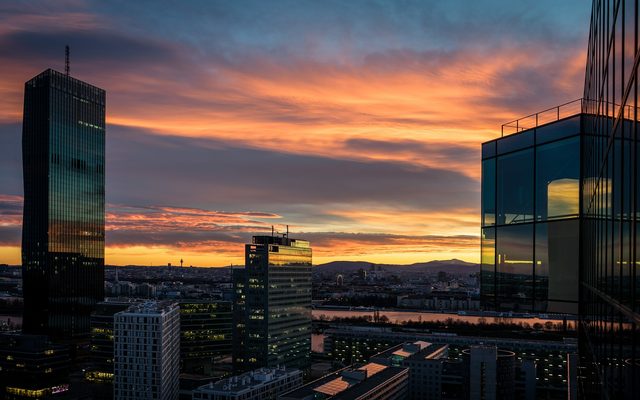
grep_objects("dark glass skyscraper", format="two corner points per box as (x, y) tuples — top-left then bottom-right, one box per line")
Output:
(22, 68), (106, 338)
(580, 1), (640, 397)
(233, 235), (312, 372)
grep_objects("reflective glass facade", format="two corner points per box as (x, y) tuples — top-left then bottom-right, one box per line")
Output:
(232, 235), (312, 372)
(21, 69), (105, 338)
(481, 116), (581, 314)
(580, 1), (640, 397)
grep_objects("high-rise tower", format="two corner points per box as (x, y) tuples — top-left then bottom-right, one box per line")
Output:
(21, 68), (106, 338)
(233, 235), (312, 372)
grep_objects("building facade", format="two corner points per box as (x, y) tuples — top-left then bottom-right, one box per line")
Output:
(191, 367), (302, 400)
(179, 300), (233, 375)
(233, 235), (312, 372)
(21, 68), (106, 338)
(0, 333), (71, 399)
(84, 299), (134, 398)
(481, 114), (581, 314)
(580, 0), (640, 397)
(113, 301), (180, 400)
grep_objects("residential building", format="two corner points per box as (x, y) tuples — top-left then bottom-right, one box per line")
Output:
(191, 366), (302, 400)
(21, 68), (106, 338)
(114, 301), (180, 400)
(279, 362), (408, 400)
(233, 235), (312, 371)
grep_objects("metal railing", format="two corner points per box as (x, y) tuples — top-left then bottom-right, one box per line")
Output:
(501, 98), (639, 137)
(501, 99), (583, 137)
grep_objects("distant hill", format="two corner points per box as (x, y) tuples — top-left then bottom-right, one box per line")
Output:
(314, 259), (479, 275)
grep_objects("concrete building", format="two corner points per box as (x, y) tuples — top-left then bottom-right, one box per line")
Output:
(233, 235), (312, 372)
(114, 301), (180, 400)
(279, 362), (408, 400)
(191, 366), (302, 400)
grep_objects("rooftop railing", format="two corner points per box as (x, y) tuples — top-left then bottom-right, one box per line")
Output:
(501, 98), (638, 137)
(501, 99), (583, 137)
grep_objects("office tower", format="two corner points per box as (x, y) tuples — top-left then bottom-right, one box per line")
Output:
(84, 299), (134, 398)
(231, 267), (247, 370)
(463, 346), (515, 400)
(481, 111), (582, 314)
(113, 301), (180, 400)
(580, 1), (640, 397)
(192, 366), (302, 400)
(179, 300), (232, 376)
(233, 235), (312, 372)
(279, 362), (409, 400)
(21, 68), (106, 338)
(0, 333), (71, 398)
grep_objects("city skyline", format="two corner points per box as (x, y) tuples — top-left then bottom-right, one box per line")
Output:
(0, 1), (590, 266)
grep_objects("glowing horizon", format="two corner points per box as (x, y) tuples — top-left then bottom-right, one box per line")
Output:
(0, 1), (590, 266)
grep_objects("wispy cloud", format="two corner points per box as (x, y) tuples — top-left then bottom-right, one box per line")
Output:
(0, 0), (590, 265)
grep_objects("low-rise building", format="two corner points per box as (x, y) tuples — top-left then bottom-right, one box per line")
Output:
(279, 362), (408, 400)
(192, 366), (302, 400)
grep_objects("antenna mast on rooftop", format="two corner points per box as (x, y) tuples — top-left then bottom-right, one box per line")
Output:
(65, 45), (70, 76)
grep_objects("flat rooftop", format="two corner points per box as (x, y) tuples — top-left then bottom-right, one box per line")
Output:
(280, 362), (407, 400)
(194, 367), (300, 395)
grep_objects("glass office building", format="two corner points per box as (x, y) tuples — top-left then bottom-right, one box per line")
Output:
(579, 0), (640, 397)
(179, 300), (232, 375)
(481, 114), (581, 314)
(21, 69), (106, 338)
(232, 235), (312, 372)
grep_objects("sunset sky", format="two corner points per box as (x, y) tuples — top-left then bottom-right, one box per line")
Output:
(0, 0), (590, 266)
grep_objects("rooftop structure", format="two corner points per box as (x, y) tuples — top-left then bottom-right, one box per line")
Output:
(279, 362), (408, 400)
(192, 366), (302, 400)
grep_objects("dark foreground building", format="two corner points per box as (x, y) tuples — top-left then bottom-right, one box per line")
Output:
(579, 0), (640, 397)
(21, 69), (106, 338)
(233, 235), (312, 372)
(179, 300), (233, 375)
(0, 333), (71, 399)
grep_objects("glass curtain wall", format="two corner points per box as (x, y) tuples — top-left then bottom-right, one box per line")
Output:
(481, 116), (580, 313)
(580, 0), (640, 397)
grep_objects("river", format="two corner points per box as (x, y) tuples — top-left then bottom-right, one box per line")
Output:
(312, 309), (575, 327)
